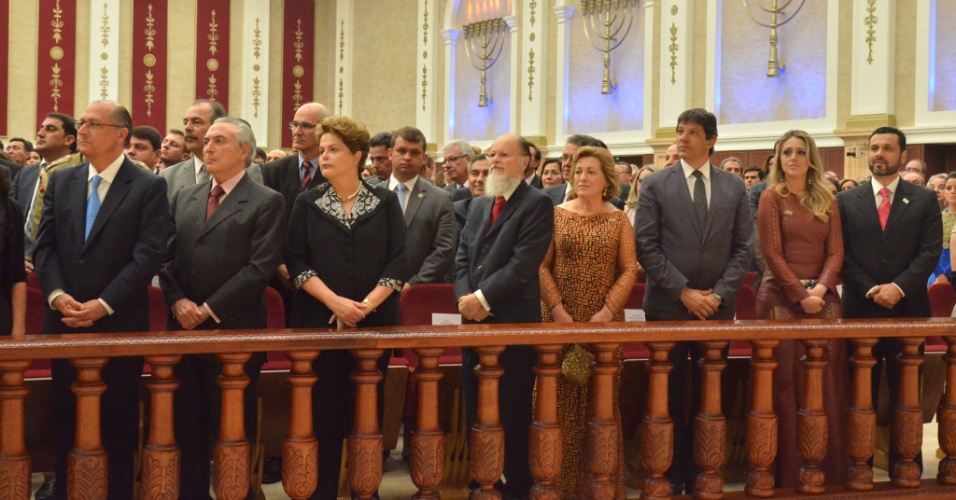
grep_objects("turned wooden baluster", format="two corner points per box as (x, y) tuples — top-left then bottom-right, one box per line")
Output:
(940, 336), (956, 485)
(0, 360), (32, 500)
(67, 357), (109, 498)
(282, 350), (319, 500)
(641, 341), (675, 500)
(589, 343), (621, 500)
(471, 345), (506, 500)
(348, 349), (385, 500)
(694, 341), (727, 499)
(892, 337), (925, 487)
(846, 338), (878, 491)
(142, 355), (182, 500)
(746, 339), (778, 498)
(213, 353), (252, 500)
(797, 339), (828, 494)
(530, 344), (562, 500)
(410, 347), (446, 500)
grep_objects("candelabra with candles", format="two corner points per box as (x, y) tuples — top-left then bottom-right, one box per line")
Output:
(581, 0), (639, 94)
(463, 18), (507, 107)
(742, 0), (806, 76)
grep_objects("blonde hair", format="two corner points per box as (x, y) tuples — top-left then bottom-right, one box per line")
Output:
(567, 146), (619, 202)
(768, 130), (831, 221)
(626, 164), (660, 209)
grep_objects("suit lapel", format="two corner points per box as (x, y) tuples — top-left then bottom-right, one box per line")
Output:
(70, 165), (90, 245)
(181, 158), (198, 188)
(197, 176), (249, 239)
(703, 164), (721, 241)
(404, 181), (425, 226)
(855, 183), (883, 234)
(883, 180), (913, 235)
(487, 182), (529, 237)
(669, 166), (699, 236)
(83, 161), (133, 252)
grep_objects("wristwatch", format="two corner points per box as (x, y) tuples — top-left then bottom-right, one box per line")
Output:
(712, 292), (722, 304)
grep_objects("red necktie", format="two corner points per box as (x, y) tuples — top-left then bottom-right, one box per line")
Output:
(206, 185), (225, 220)
(300, 161), (313, 191)
(878, 187), (891, 230)
(490, 196), (506, 225)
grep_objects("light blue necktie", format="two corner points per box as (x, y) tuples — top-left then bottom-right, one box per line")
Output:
(85, 175), (102, 240)
(396, 183), (407, 212)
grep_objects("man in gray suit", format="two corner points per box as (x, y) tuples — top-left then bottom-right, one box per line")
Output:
(159, 117), (285, 498)
(634, 108), (753, 495)
(161, 99), (262, 202)
(384, 126), (456, 287)
(442, 139), (473, 193)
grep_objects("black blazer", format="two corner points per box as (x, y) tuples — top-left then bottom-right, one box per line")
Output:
(837, 179), (942, 318)
(453, 181), (554, 323)
(262, 155), (327, 225)
(34, 158), (169, 334)
(160, 174), (286, 329)
(0, 198), (25, 334)
(284, 182), (407, 328)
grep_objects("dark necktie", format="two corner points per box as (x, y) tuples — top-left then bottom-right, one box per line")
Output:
(490, 196), (506, 225)
(300, 161), (313, 192)
(692, 170), (707, 238)
(206, 185), (225, 220)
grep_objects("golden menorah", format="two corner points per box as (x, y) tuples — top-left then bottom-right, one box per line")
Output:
(742, 0), (807, 77)
(581, 0), (639, 95)
(463, 18), (507, 107)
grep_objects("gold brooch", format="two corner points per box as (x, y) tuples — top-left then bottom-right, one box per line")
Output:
(784, 209), (794, 216)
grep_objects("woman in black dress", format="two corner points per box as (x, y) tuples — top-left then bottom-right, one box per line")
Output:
(284, 115), (407, 499)
(0, 167), (26, 336)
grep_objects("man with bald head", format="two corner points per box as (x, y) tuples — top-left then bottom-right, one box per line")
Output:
(266, 149), (287, 163)
(161, 99), (263, 202)
(455, 133), (553, 499)
(34, 100), (169, 498)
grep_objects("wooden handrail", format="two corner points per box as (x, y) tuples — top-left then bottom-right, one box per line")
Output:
(3, 318), (956, 500)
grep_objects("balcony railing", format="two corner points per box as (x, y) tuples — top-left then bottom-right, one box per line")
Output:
(2, 318), (956, 499)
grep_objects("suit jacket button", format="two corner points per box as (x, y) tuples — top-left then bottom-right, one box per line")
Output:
(477, 265), (483, 271)
(192, 269), (198, 275)
(78, 259), (85, 265)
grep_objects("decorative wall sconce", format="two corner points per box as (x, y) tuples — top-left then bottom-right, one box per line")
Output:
(463, 18), (507, 107)
(742, 0), (806, 77)
(581, 0), (639, 94)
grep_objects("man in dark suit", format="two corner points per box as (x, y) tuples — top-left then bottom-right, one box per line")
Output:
(837, 126), (941, 474)
(524, 144), (544, 189)
(453, 154), (490, 236)
(161, 100), (262, 202)
(367, 131), (393, 185)
(454, 133), (554, 499)
(160, 117), (286, 498)
(442, 139), (473, 193)
(34, 100), (169, 499)
(384, 127), (456, 287)
(634, 108), (753, 495)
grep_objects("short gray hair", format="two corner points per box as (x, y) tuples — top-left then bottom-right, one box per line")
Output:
(214, 117), (256, 166)
(443, 139), (473, 157)
(720, 157), (743, 169)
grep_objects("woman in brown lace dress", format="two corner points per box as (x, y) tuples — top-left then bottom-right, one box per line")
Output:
(539, 146), (641, 499)
(755, 129), (848, 488)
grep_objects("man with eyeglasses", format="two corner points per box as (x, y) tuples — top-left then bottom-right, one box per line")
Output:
(544, 134), (626, 209)
(34, 100), (169, 500)
(161, 99), (263, 202)
(441, 140), (473, 195)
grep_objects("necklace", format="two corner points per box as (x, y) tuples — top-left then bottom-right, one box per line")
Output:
(337, 185), (361, 202)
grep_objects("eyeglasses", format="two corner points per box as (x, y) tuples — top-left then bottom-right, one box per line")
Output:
(76, 121), (124, 131)
(288, 121), (318, 131)
(446, 154), (470, 163)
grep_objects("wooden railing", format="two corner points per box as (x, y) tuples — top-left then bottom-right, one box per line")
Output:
(2, 319), (956, 499)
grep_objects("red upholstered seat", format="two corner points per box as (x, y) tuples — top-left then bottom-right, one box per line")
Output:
(264, 286), (285, 330)
(622, 284), (649, 360)
(400, 284), (461, 365)
(26, 272), (39, 290)
(734, 284), (757, 320)
(927, 283), (956, 351)
(147, 285), (167, 332)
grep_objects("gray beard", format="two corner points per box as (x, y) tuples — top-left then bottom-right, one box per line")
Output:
(484, 171), (521, 198)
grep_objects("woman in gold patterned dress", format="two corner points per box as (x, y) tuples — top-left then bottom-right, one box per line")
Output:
(755, 129), (847, 488)
(539, 146), (641, 499)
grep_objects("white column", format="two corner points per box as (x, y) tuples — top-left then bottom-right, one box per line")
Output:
(553, 3), (575, 140)
(519, 0), (548, 142)
(240, 1), (269, 143)
(335, 0), (354, 116)
(657, 0), (693, 134)
(89, 0), (120, 101)
(642, 0), (656, 134)
(503, 15), (518, 133)
(416, 0), (441, 149)
(441, 28), (460, 145)
(849, 0), (896, 120)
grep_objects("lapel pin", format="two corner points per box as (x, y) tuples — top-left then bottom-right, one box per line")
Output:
(903, 198), (910, 204)
(784, 209), (793, 216)
(418, 193), (424, 199)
